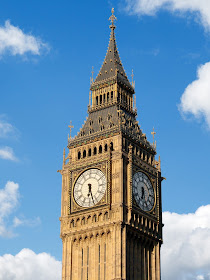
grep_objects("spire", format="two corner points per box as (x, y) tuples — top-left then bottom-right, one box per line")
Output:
(91, 8), (133, 91)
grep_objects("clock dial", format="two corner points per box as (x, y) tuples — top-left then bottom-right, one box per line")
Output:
(73, 168), (106, 208)
(132, 171), (155, 212)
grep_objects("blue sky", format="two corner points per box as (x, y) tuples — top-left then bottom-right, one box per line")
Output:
(0, 0), (210, 279)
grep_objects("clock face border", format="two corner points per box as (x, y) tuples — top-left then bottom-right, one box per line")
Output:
(72, 167), (107, 209)
(132, 170), (156, 213)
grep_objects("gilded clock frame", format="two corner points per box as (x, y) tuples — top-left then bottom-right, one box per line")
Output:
(70, 163), (109, 213)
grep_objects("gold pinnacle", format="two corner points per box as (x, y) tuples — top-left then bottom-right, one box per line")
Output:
(91, 66), (94, 85)
(109, 8), (117, 28)
(131, 69), (134, 87)
(151, 127), (156, 147)
(68, 121), (74, 141)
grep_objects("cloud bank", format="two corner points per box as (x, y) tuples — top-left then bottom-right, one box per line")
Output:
(179, 62), (210, 129)
(162, 205), (210, 280)
(0, 205), (210, 279)
(0, 20), (48, 57)
(125, 0), (210, 30)
(0, 249), (61, 280)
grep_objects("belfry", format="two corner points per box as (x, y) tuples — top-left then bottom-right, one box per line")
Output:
(60, 8), (163, 280)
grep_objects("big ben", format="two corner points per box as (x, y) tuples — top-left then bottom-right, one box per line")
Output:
(59, 8), (163, 280)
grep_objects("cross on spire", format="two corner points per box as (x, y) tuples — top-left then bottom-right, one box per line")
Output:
(109, 8), (117, 29)
(131, 69), (135, 89)
(151, 127), (156, 148)
(91, 66), (94, 85)
(68, 121), (74, 141)
(131, 69), (134, 85)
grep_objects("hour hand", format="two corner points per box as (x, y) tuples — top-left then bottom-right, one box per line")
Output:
(87, 183), (92, 197)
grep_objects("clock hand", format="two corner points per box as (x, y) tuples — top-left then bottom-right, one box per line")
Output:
(87, 184), (92, 197)
(90, 191), (94, 204)
(141, 187), (145, 199)
(87, 183), (95, 203)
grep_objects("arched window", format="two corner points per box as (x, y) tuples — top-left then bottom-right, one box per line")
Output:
(81, 217), (85, 225)
(99, 145), (102, 153)
(94, 147), (97, 155)
(136, 147), (138, 156)
(70, 220), (74, 228)
(104, 144), (108, 152)
(104, 212), (108, 220)
(107, 114), (112, 121)
(93, 215), (97, 222)
(107, 92), (109, 102)
(83, 150), (86, 158)
(96, 96), (98, 105)
(111, 91), (113, 100)
(109, 122), (114, 128)
(78, 151), (81, 160)
(125, 140), (128, 152)
(110, 142), (113, 151)
(100, 95), (102, 104)
(88, 148), (91, 157)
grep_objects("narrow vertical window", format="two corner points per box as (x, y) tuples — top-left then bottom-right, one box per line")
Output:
(98, 244), (100, 280)
(81, 248), (83, 280)
(128, 242), (130, 280)
(104, 244), (106, 280)
(87, 246), (89, 280)
(133, 242), (135, 279)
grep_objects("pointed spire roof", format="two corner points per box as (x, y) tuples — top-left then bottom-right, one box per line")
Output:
(91, 9), (133, 92)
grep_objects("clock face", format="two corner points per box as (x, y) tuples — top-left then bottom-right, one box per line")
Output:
(132, 171), (155, 212)
(73, 168), (106, 208)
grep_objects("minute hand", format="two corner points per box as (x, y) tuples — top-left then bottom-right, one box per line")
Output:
(90, 191), (94, 204)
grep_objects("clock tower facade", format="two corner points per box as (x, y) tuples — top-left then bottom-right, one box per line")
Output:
(60, 9), (163, 280)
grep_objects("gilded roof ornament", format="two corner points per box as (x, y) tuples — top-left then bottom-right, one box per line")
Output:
(109, 8), (117, 29)
(151, 127), (156, 148)
(68, 121), (74, 141)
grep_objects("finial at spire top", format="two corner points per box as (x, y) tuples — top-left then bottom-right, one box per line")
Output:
(131, 69), (134, 86)
(109, 8), (117, 29)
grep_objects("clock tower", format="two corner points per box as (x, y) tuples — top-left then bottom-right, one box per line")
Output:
(60, 9), (163, 280)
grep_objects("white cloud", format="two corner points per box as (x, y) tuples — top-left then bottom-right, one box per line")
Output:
(125, 0), (210, 30)
(0, 181), (40, 238)
(0, 249), (61, 280)
(0, 117), (17, 138)
(0, 146), (18, 161)
(162, 205), (210, 280)
(0, 181), (19, 237)
(13, 216), (41, 228)
(0, 20), (48, 57)
(179, 62), (210, 129)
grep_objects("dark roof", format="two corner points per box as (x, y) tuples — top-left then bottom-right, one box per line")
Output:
(91, 26), (133, 90)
